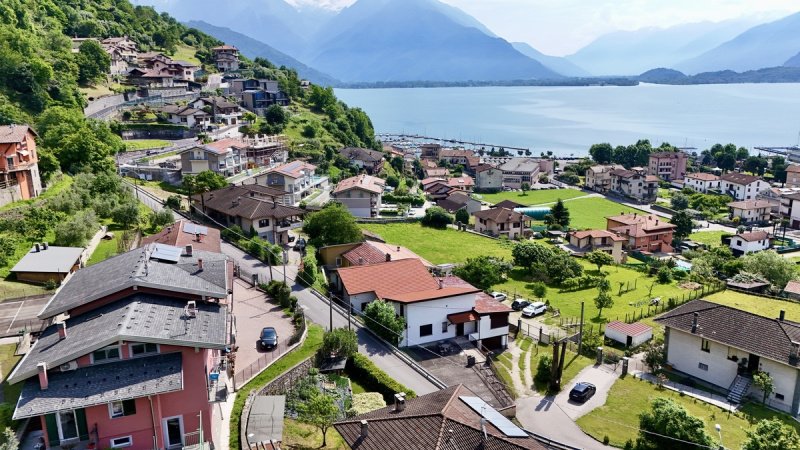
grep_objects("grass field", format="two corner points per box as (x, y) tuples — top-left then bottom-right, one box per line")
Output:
(577, 376), (799, 448)
(559, 197), (650, 230)
(171, 44), (202, 66)
(473, 189), (588, 206)
(689, 230), (730, 247)
(0, 343), (22, 407)
(124, 139), (171, 152)
(283, 419), (348, 449)
(359, 223), (515, 264)
(0, 280), (52, 301)
(704, 290), (800, 320)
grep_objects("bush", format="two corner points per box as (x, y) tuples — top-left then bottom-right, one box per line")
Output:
(657, 266), (673, 284)
(296, 253), (318, 287)
(421, 206), (454, 228)
(265, 280), (291, 308)
(454, 208), (470, 225)
(321, 328), (358, 359)
(165, 195), (182, 210)
(347, 353), (416, 404)
(534, 355), (552, 385)
(221, 224), (244, 241)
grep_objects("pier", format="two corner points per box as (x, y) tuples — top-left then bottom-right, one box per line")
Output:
(378, 132), (530, 153)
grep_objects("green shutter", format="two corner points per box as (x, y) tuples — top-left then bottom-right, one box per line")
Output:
(75, 409), (89, 441)
(44, 414), (59, 447)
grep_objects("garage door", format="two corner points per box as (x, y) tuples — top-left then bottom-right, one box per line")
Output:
(483, 336), (503, 350)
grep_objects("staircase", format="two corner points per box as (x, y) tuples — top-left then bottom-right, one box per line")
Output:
(727, 375), (751, 404)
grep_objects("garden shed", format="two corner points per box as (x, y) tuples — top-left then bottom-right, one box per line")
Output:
(604, 321), (652, 347)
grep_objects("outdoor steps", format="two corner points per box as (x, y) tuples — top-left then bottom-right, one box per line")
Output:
(727, 375), (751, 404)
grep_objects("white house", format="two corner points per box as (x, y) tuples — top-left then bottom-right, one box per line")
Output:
(720, 173), (770, 201)
(255, 160), (325, 205)
(330, 174), (384, 218)
(604, 321), (652, 347)
(728, 199), (775, 224)
(727, 230), (771, 256)
(656, 300), (800, 415)
(683, 172), (720, 193)
(336, 259), (511, 349)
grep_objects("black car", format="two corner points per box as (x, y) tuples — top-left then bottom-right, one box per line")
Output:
(259, 327), (278, 350)
(295, 238), (306, 252)
(569, 382), (596, 403)
(511, 299), (531, 311)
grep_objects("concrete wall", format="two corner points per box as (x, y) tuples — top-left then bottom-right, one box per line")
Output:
(0, 183), (22, 208)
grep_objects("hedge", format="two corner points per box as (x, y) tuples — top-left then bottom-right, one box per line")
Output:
(346, 352), (416, 404)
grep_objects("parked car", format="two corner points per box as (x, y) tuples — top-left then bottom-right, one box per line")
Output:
(259, 327), (278, 350)
(295, 238), (306, 252)
(522, 301), (547, 317)
(511, 298), (530, 311)
(490, 292), (507, 302)
(569, 382), (596, 403)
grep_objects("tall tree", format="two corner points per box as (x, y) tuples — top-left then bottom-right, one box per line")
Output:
(512, 241), (553, 272)
(549, 199), (570, 228)
(636, 398), (713, 450)
(743, 419), (800, 450)
(303, 202), (362, 248)
(589, 143), (613, 164)
(453, 256), (507, 290)
(594, 277), (613, 317)
(671, 211), (694, 241)
(75, 39), (110, 84)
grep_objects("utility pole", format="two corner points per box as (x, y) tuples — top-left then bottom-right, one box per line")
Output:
(282, 249), (287, 285)
(329, 296), (333, 331)
(578, 302), (585, 356)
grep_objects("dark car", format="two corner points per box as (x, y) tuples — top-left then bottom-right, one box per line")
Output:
(569, 382), (596, 403)
(295, 238), (306, 252)
(259, 327), (278, 350)
(511, 299), (531, 311)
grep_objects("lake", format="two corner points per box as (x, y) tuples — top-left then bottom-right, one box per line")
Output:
(335, 83), (800, 157)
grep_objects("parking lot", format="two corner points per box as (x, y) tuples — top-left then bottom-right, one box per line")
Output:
(0, 296), (49, 337)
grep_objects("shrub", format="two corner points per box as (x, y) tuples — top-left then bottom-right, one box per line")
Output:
(221, 224), (244, 241)
(165, 195), (182, 210)
(534, 355), (552, 385)
(347, 353), (416, 404)
(321, 328), (358, 359)
(657, 266), (673, 284)
(421, 206), (454, 228)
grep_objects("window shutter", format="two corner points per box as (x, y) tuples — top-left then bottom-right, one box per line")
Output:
(123, 399), (137, 415)
(76, 408), (89, 441)
(44, 414), (59, 447)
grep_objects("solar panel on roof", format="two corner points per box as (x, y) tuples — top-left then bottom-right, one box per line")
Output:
(183, 223), (208, 236)
(151, 244), (182, 263)
(459, 396), (528, 437)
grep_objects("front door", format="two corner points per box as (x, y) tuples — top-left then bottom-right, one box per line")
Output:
(57, 410), (78, 441)
(747, 354), (760, 374)
(163, 416), (184, 449)
(456, 323), (464, 336)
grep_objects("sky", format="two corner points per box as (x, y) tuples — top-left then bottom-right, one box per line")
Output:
(286, 0), (797, 55)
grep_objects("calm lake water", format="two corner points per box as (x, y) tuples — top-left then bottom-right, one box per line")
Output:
(335, 83), (800, 156)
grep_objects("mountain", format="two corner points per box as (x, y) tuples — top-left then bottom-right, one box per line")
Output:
(566, 18), (763, 76)
(186, 20), (338, 85)
(637, 67), (800, 85)
(304, 0), (560, 82)
(511, 42), (589, 77)
(676, 12), (800, 74)
(786, 52), (800, 67)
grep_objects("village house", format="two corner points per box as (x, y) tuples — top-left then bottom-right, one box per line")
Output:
(474, 164), (503, 191)
(565, 229), (626, 263)
(604, 321), (652, 347)
(338, 147), (385, 175)
(757, 187), (800, 217)
(783, 280), (800, 300)
(141, 220), (222, 253)
(192, 185), (304, 244)
(211, 45), (240, 71)
(436, 190), (482, 215)
(136, 52), (198, 83)
(337, 259), (511, 348)
(684, 172), (721, 194)
(0, 124), (42, 203)
(584, 164), (625, 193)
(473, 207), (530, 240)
(424, 180), (456, 200)
(179, 138), (247, 178)
(439, 149), (475, 166)
(335, 384), (548, 450)
(255, 160), (324, 205)
(101, 37), (138, 75)
(423, 167), (449, 179)
(785, 193), (800, 228)
(189, 97), (243, 126)
(609, 168), (658, 203)
(228, 78), (280, 96)
(319, 241), (434, 291)
(720, 173), (770, 201)
(606, 213), (676, 253)
(420, 143), (442, 160)
(498, 158), (553, 189)
(10, 244), (83, 284)
(648, 151), (688, 181)
(726, 230), (772, 256)
(655, 300), (800, 415)
(159, 104), (211, 129)
(727, 199), (775, 224)
(787, 165), (800, 188)
(8, 244), (230, 450)
(330, 174), (385, 218)
(239, 134), (288, 168)
(447, 174), (475, 192)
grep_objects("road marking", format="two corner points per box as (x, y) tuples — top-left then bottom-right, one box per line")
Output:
(7, 300), (24, 333)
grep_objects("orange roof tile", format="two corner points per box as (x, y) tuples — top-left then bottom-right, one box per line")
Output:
(337, 259), (439, 299)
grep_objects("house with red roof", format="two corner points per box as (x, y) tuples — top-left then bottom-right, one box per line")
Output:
(179, 138), (247, 178)
(330, 174), (385, 217)
(606, 213), (676, 253)
(604, 321), (652, 347)
(726, 230), (772, 256)
(255, 160), (325, 204)
(609, 168), (658, 203)
(0, 124), (41, 203)
(473, 207), (530, 240)
(566, 229), (626, 263)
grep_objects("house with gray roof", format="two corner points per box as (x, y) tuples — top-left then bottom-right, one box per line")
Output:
(11, 244), (83, 284)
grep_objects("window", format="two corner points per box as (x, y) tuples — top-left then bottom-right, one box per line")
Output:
(130, 343), (158, 357)
(701, 339), (710, 353)
(258, 219), (270, 228)
(698, 363), (709, 371)
(419, 324), (433, 337)
(442, 322), (448, 333)
(109, 400), (136, 418)
(776, 393), (785, 401)
(110, 436), (133, 448)
(93, 345), (120, 363)
(490, 314), (509, 329)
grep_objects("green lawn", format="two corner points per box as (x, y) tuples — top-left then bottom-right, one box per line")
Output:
(283, 418), (348, 449)
(87, 226), (126, 266)
(577, 376), (800, 449)
(688, 230), (730, 247)
(560, 197), (651, 230)
(0, 280), (52, 301)
(704, 290), (800, 320)
(359, 223), (515, 264)
(525, 342), (594, 393)
(124, 139), (171, 151)
(0, 343), (22, 406)
(473, 189), (588, 206)
(170, 44), (202, 66)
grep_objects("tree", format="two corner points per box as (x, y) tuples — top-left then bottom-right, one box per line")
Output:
(454, 208), (469, 225)
(420, 206), (454, 229)
(671, 211), (693, 241)
(753, 371), (774, 405)
(521, 182), (530, 194)
(670, 193), (689, 210)
(242, 111), (257, 124)
(0, 427), (18, 450)
(549, 199), (570, 228)
(657, 266), (673, 284)
(742, 250), (797, 290)
(589, 143), (613, 164)
(744, 156), (769, 175)
(454, 256), (507, 290)
(298, 393), (339, 447)
(512, 241), (553, 272)
(386, 175), (400, 188)
(643, 343), (665, 373)
(112, 200), (141, 228)
(75, 40), (110, 84)
(390, 156), (404, 174)
(165, 195), (182, 210)
(193, 170), (228, 192)
(594, 277), (613, 317)
(556, 172), (580, 185)
(303, 202), (362, 248)
(743, 418), (800, 450)
(547, 250), (583, 284)
(321, 328), (358, 359)
(636, 398), (713, 450)
(149, 208), (174, 229)
(586, 250), (614, 272)
(363, 300), (405, 346)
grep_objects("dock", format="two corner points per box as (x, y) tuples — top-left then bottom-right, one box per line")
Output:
(378, 133), (530, 153)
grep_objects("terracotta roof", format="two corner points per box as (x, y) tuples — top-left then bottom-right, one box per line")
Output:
(387, 286), (480, 303)
(341, 241), (434, 268)
(196, 185), (304, 220)
(735, 231), (770, 242)
(0, 125), (35, 143)
(437, 275), (475, 288)
(783, 280), (800, 295)
(447, 175), (475, 188)
(728, 200), (775, 210)
(492, 200), (526, 210)
(335, 384), (546, 450)
(466, 156), (481, 167)
(473, 207), (525, 223)
(425, 182), (455, 195)
(268, 160), (316, 178)
(421, 177), (446, 187)
(193, 138), (245, 155)
(141, 220), (221, 253)
(650, 151), (685, 159)
(474, 295), (513, 314)
(569, 229), (626, 242)
(607, 213), (675, 238)
(475, 164), (497, 173)
(686, 173), (719, 181)
(605, 320), (652, 336)
(369, 242), (433, 267)
(333, 175), (385, 195)
(338, 259), (439, 299)
(440, 149), (475, 158)
(787, 165), (800, 173)
(655, 300), (800, 366)
(588, 164), (624, 174)
(645, 175), (660, 182)
(721, 172), (761, 185)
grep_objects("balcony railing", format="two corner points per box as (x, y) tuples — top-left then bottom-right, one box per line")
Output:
(277, 220), (303, 231)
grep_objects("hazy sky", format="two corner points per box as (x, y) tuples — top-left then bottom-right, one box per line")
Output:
(288, 0), (797, 55)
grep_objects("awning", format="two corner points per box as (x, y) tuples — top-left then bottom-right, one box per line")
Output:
(448, 310), (478, 324)
(17, 150), (29, 156)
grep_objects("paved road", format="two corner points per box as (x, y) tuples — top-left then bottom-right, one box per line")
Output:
(0, 296), (49, 337)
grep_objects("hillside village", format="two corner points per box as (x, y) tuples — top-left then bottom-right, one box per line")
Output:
(2, 2), (800, 450)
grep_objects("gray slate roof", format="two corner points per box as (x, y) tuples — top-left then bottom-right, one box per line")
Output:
(11, 294), (227, 384)
(14, 352), (182, 419)
(11, 246), (83, 274)
(39, 246), (229, 319)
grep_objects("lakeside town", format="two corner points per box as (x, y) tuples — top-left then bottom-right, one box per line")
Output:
(2, 14), (800, 450)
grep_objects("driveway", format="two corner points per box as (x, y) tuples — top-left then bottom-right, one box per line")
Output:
(554, 364), (619, 420)
(0, 296), (49, 337)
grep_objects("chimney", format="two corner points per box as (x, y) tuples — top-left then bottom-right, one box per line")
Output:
(196, 232), (201, 242)
(360, 420), (368, 439)
(394, 393), (406, 412)
(185, 245), (193, 256)
(358, 257), (364, 265)
(385, 253), (391, 262)
(37, 362), (48, 390)
(57, 322), (67, 340)
(198, 258), (204, 271)
(780, 310), (786, 321)
(438, 279), (444, 289)
(691, 312), (698, 334)
(34, 243), (40, 252)
(43, 242), (48, 250)
(396, 246), (400, 252)
(480, 418), (488, 442)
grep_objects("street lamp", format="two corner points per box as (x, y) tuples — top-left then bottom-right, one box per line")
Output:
(715, 423), (724, 450)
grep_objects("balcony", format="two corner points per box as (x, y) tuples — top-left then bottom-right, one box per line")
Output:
(277, 219), (303, 231)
